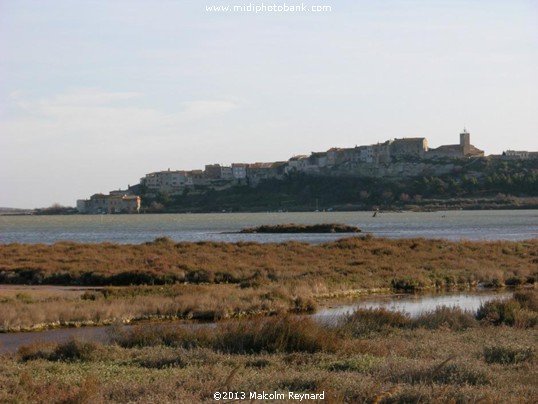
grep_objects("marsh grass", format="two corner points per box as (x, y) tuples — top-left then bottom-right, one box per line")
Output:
(17, 338), (102, 362)
(1, 237), (536, 290)
(0, 234), (536, 402)
(483, 345), (535, 364)
(215, 316), (335, 354)
(412, 306), (477, 330)
(1, 237), (536, 330)
(3, 309), (537, 403)
(476, 295), (538, 328)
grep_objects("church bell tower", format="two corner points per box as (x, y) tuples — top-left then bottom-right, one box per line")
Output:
(460, 127), (470, 155)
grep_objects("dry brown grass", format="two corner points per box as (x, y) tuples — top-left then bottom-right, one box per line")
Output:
(0, 284), (294, 331)
(0, 310), (536, 403)
(1, 237), (536, 289)
(0, 237), (536, 330)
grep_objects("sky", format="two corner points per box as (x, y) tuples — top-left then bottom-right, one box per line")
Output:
(1, 0), (537, 209)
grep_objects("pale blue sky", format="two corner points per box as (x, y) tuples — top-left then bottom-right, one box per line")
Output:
(1, 0), (537, 208)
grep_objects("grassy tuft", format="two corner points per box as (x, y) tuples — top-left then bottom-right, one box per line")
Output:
(413, 306), (477, 330)
(340, 308), (410, 336)
(483, 345), (534, 364)
(215, 316), (335, 354)
(476, 299), (538, 328)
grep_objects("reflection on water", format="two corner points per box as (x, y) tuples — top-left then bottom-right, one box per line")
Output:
(0, 291), (512, 354)
(313, 291), (513, 323)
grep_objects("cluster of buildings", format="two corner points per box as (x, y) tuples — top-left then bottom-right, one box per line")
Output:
(138, 129), (484, 196)
(76, 191), (141, 214)
(76, 129), (536, 213)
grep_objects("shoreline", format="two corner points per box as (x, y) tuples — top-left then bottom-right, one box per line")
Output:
(0, 282), (531, 334)
(0, 287), (517, 334)
(4, 201), (538, 216)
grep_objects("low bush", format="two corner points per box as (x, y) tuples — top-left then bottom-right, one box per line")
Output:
(476, 299), (538, 328)
(339, 308), (411, 336)
(327, 355), (379, 373)
(245, 358), (271, 368)
(484, 345), (534, 364)
(513, 290), (538, 312)
(111, 324), (213, 349)
(391, 278), (426, 292)
(17, 338), (99, 362)
(215, 316), (334, 354)
(50, 338), (99, 361)
(135, 353), (186, 369)
(432, 362), (490, 385)
(390, 360), (490, 386)
(413, 306), (477, 330)
(17, 342), (55, 362)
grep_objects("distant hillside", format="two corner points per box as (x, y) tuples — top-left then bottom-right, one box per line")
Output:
(139, 157), (538, 213)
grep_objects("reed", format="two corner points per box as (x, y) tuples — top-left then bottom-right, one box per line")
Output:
(1, 236), (536, 331)
(2, 310), (536, 403)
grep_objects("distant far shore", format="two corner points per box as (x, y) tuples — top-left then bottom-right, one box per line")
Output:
(3, 197), (538, 216)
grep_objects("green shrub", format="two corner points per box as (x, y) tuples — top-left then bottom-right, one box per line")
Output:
(340, 308), (410, 336)
(476, 299), (538, 328)
(392, 361), (490, 386)
(476, 299), (519, 325)
(484, 345), (534, 364)
(17, 342), (55, 362)
(246, 358), (271, 368)
(51, 338), (99, 362)
(215, 316), (333, 354)
(513, 290), (538, 312)
(292, 296), (317, 313)
(136, 353), (185, 369)
(327, 355), (379, 373)
(391, 278), (426, 292)
(111, 324), (213, 349)
(413, 306), (477, 330)
(432, 363), (490, 385)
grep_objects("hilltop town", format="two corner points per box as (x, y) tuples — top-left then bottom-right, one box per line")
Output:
(77, 129), (538, 214)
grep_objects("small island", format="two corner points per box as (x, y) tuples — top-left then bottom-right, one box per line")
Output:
(240, 223), (362, 233)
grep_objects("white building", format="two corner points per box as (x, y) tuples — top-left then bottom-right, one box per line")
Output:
(232, 163), (248, 179)
(141, 169), (193, 193)
(504, 150), (530, 159)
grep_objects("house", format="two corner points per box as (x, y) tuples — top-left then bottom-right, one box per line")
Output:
(204, 164), (223, 179)
(232, 163), (248, 179)
(141, 169), (193, 193)
(204, 164), (234, 180)
(247, 162), (287, 185)
(326, 148), (341, 167)
(503, 150), (530, 159)
(390, 137), (428, 158)
(308, 152), (328, 169)
(77, 193), (141, 214)
(286, 155), (308, 173)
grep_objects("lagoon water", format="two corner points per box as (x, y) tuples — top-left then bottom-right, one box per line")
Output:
(313, 291), (513, 324)
(1, 210), (537, 244)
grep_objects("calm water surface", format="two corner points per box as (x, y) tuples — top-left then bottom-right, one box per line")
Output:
(1, 210), (537, 244)
(313, 291), (513, 323)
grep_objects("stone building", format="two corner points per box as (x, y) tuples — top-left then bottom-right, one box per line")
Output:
(77, 193), (141, 214)
(426, 129), (484, 159)
(140, 169), (193, 193)
(390, 138), (429, 158)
